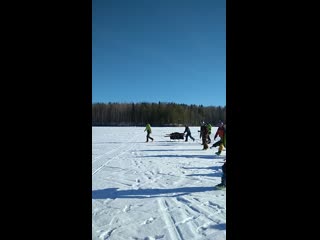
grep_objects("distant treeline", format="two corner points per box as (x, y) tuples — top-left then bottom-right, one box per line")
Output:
(92, 102), (226, 127)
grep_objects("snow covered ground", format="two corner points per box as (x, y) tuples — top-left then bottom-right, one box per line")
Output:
(92, 126), (226, 240)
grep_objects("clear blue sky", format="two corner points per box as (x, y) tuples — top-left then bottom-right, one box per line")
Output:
(92, 0), (225, 107)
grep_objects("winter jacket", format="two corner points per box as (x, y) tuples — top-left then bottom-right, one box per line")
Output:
(214, 126), (224, 140)
(184, 126), (191, 134)
(144, 124), (152, 133)
(207, 124), (212, 134)
(222, 126), (226, 147)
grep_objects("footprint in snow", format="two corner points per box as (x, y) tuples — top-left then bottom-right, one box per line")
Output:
(123, 204), (132, 212)
(141, 217), (156, 225)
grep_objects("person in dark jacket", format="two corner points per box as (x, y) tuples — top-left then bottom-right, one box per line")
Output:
(184, 125), (195, 142)
(200, 122), (209, 150)
(216, 159), (226, 189)
(199, 120), (205, 139)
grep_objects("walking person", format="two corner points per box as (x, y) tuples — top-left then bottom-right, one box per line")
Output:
(210, 121), (225, 149)
(144, 123), (154, 142)
(215, 123), (226, 155)
(184, 125), (195, 142)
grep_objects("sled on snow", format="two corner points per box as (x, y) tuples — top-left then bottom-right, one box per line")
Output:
(164, 132), (185, 140)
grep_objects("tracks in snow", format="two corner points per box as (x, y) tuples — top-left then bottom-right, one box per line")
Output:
(157, 195), (226, 240)
(92, 132), (143, 176)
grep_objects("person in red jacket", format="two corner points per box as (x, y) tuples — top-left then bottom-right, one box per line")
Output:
(210, 121), (225, 149)
(215, 124), (226, 155)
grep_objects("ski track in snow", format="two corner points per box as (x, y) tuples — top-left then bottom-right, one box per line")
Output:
(92, 127), (226, 240)
(92, 132), (143, 176)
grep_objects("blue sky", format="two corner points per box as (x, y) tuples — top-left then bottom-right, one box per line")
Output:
(92, 0), (225, 107)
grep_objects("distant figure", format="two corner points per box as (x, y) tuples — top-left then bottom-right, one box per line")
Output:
(216, 159), (226, 189)
(200, 122), (209, 150)
(144, 123), (154, 142)
(184, 125), (195, 142)
(199, 120), (205, 139)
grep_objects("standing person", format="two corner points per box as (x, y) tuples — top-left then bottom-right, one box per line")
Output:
(144, 123), (154, 142)
(184, 125), (195, 142)
(200, 122), (209, 150)
(199, 120), (205, 140)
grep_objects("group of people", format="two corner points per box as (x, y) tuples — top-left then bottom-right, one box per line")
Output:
(144, 121), (226, 153)
(144, 121), (226, 189)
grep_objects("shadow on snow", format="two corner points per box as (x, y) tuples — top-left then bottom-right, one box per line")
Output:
(142, 154), (215, 160)
(186, 172), (222, 178)
(92, 186), (214, 199)
(140, 149), (204, 152)
(182, 165), (222, 171)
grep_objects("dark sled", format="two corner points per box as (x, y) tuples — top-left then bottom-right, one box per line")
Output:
(164, 132), (185, 140)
